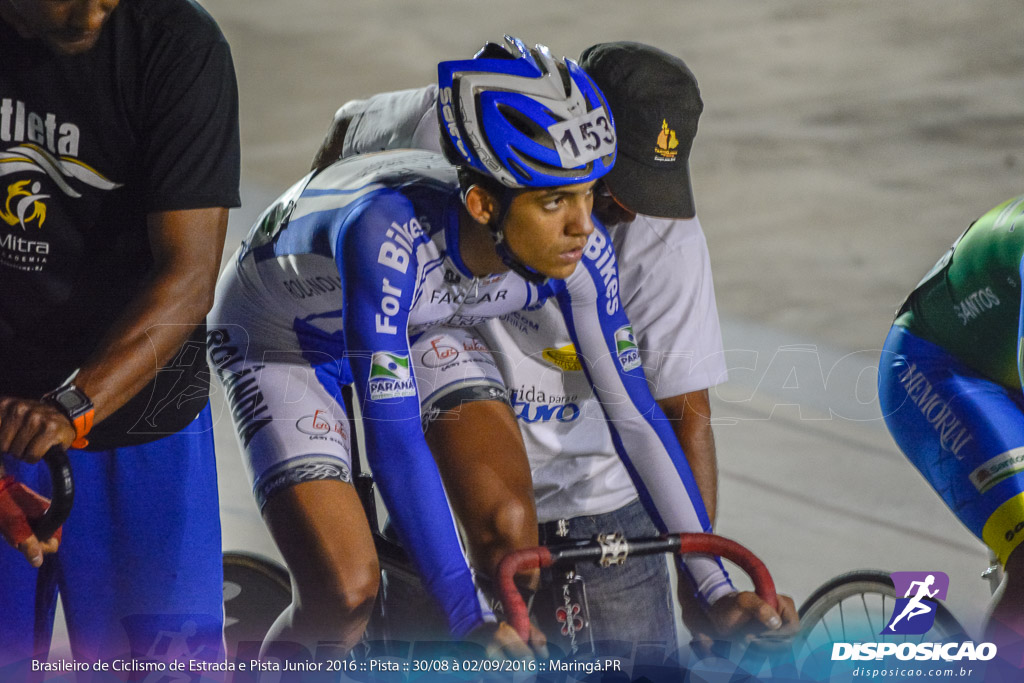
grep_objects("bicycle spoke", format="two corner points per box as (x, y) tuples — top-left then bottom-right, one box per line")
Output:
(839, 600), (847, 640)
(861, 593), (874, 634)
(821, 613), (835, 643)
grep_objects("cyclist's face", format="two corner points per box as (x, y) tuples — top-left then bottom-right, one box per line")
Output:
(1, 0), (120, 55)
(502, 180), (596, 280)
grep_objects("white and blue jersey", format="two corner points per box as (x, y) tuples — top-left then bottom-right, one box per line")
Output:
(208, 150), (732, 636)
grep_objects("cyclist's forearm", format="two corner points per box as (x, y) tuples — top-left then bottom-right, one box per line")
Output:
(658, 389), (718, 524)
(364, 424), (488, 636)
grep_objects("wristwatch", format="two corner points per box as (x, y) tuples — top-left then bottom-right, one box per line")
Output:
(43, 384), (95, 449)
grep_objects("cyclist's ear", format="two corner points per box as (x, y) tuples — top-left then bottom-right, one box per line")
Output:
(464, 185), (499, 225)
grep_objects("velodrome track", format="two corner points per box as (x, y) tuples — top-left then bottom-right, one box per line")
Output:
(45, 0), (1024, 661)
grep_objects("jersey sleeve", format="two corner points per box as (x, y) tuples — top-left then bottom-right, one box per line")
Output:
(614, 215), (727, 399)
(552, 221), (735, 605)
(335, 192), (488, 636)
(339, 85), (442, 157)
(139, 27), (241, 211)
(1017, 255), (1024, 390)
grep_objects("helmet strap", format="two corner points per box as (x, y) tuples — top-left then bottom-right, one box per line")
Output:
(463, 179), (549, 285)
(487, 184), (548, 285)
(491, 225), (547, 285)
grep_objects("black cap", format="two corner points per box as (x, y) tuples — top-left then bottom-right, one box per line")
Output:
(580, 42), (702, 219)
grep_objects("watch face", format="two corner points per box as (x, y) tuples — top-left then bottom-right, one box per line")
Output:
(57, 390), (89, 412)
(50, 386), (92, 416)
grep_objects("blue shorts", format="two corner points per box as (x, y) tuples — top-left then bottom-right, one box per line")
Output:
(0, 404), (223, 674)
(879, 325), (1024, 564)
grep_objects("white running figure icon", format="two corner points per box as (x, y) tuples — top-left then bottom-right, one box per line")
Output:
(886, 574), (939, 631)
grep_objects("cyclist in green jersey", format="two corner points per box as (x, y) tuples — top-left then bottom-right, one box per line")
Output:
(879, 195), (1024, 664)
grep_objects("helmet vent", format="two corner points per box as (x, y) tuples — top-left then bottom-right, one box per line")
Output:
(555, 62), (572, 97)
(497, 103), (551, 148)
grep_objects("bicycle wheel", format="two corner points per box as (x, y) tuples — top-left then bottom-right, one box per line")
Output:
(223, 551), (293, 655)
(795, 569), (967, 663)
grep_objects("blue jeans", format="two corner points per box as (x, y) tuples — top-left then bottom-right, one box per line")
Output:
(534, 499), (678, 664)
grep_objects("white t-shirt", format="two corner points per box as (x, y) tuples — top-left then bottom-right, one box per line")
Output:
(338, 85), (728, 522)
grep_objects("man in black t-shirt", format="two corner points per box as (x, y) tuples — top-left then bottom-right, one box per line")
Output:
(0, 0), (239, 670)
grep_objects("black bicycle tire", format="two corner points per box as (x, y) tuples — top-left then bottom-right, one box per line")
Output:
(797, 569), (966, 644)
(223, 551), (293, 653)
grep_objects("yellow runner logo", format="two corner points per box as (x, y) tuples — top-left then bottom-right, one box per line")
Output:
(542, 344), (583, 372)
(655, 119), (679, 160)
(1, 179), (48, 229)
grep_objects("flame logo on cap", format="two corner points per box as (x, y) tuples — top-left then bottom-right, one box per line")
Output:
(655, 120), (679, 161)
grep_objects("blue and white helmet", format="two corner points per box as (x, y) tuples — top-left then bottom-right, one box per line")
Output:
(437, 36), (617, 189)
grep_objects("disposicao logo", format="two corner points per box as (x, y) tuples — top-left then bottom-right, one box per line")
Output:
(882, 571), (948, 635)
(830, 570), (997, 663)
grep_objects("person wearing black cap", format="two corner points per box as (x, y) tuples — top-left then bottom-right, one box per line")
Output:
(311, 40), (797, 660)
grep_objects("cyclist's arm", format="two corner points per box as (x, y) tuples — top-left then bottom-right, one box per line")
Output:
(658, 390), (718, 523)
(617, 216), (726, 524)
(550, 222), (734, 606)
(335, 195), (489, 637)
(0, 208), (227, 462)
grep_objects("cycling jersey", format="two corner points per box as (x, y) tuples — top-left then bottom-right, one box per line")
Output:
(882, 196), (1024, 565)
(338, 84), (728, 522)
(209, 150), (732, 636)
(896, 195), (1024, 389)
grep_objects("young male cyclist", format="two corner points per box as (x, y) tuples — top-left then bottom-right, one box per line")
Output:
(879, 196), (1024, 665)
(313, 40), (797, 657)
(209, 38), (737, 657)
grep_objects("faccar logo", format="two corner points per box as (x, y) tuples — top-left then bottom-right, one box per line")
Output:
(883, 571), (948, 635)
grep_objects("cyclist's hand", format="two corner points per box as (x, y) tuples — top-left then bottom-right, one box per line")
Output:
(682, 590), (798, 653)
(0, 476), (61, 567)
(0, 397), (76, 463)
(467, 621), (542, 660)
(707, 591), (798, 641)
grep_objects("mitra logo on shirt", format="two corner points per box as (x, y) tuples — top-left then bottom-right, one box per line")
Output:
(614, 325), (641, 372)
(368, 351), (415, 400)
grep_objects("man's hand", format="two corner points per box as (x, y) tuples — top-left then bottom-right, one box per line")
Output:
(0, 397), (77, 463)
(466, 621), (548, 660)
(0, 476), (62, 566)
(682, 589), (799, 653)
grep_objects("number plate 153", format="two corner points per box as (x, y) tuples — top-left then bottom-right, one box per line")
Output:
(548, 106), (616, 168)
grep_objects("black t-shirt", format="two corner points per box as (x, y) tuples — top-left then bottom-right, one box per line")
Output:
(0, 0), (240, 449)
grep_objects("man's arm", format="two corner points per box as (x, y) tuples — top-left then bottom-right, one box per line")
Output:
(0, 207), (228, 462)
(658, 388), (718, 523)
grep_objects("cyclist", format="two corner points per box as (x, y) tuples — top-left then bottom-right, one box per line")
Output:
(0, 0), (238, 672)
(879, 195), (1024, 663)
(209, 37), (739, 656)
(313, 40), (797, 656)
